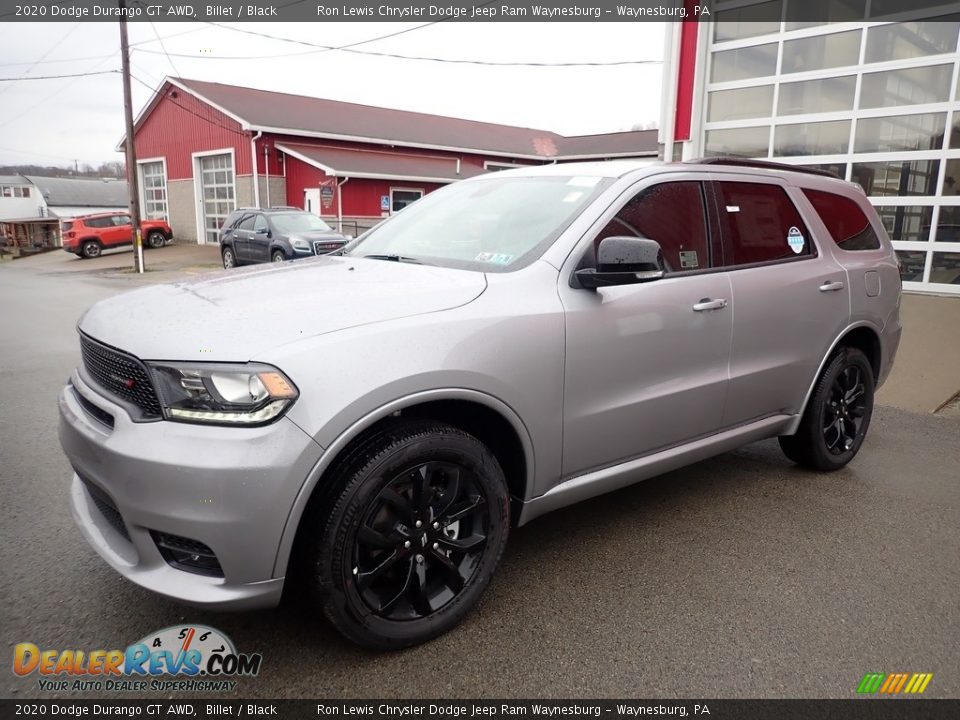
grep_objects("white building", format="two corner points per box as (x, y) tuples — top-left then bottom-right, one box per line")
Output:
(661, 1), (960, 295)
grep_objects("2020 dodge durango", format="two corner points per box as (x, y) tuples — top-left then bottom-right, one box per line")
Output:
(59, 159), (901, 649)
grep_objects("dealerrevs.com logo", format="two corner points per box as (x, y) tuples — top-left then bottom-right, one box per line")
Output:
(13, 625), (262, 693)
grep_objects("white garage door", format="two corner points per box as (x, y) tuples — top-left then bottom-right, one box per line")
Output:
(199, 153), (235, 244)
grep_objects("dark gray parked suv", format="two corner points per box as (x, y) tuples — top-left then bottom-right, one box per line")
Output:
(60, 159), (901, 649)
(219, 207), (348, 267)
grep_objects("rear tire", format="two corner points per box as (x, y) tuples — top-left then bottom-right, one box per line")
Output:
(779, 347), (875, 471)
(304, 421), (510, 650)
(80, 240), (101, 259)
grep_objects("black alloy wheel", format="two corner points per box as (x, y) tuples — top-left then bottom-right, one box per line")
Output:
(306, 421), (510, 649)
(779, 346), (875, 471)
(354, 460), (489, 620)
(146, 231), (166, 249)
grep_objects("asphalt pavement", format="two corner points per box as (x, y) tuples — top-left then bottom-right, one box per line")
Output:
(1, 249), (958, 699)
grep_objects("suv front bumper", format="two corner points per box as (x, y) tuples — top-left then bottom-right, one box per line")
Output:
(58, 369), (321, 610)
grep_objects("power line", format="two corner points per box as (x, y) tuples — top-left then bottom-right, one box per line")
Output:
(0, 26), (207, 67)
(0, 23), (81, 96)
(128, 72), (246, 136)
(0, 70), (120, 82)
(149, 19), (183, 78)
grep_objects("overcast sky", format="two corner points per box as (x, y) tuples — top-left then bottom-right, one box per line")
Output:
(0, 21), (665, 168)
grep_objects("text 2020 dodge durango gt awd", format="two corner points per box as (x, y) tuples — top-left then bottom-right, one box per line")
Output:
(59, 159), (901, 649)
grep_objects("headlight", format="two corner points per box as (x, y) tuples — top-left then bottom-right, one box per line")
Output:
(291, 239), (311, 251)
(147, 362), (298, 426)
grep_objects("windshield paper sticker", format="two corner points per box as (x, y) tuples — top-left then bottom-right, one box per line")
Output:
(679, 250), (699, 269)
(787, 226), (805, 254)
(475, 252), (513, 265)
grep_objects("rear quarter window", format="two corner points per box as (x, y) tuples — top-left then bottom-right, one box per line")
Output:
(61, 221), (73, 232)
(803, 188), (882, 251)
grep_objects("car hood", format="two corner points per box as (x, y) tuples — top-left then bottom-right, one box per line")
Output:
(288, 230), (348, 243)
(78, 256), (487, 361)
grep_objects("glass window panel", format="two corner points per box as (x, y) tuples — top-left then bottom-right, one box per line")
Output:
(935, 210), (960, 242)
(708, 85), (774, 122)
(714, 2), (783, 42)
(943, 159), (960, 197)
(895, 250), (927, 281)
(796, 163), (847, 179)
(711, 43), (778, 82)
(865, 19), (960, 63)
(852, 160), (940, 196)
(774, 120), (851, 156)
(782, 30), (861, 74)
(854, 113), (946, 153)
(950, 115), (960, 149)
(875, 205), (933, 242)
(930, 251), (960, 284)
(785, 0), (865, 29)
(705, 126), (770, 157)
(777, 76), (856, 115)
(860, 65), (953, 108)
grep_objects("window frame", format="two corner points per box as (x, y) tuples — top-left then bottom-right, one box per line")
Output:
(704, 178), (823, 273)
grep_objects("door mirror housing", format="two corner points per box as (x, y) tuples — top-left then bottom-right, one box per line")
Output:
(575, 236), (666, 289)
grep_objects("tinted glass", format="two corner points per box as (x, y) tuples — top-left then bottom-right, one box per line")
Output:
(708, 85), (774, 122)
(237, 214), (255, 231)
(895, 250), (926, 281)
(930, 252), (960, 284)
(865, 19), (960, 63)
(935, 211), (960, 242)
(714, 1), (782, 42)
(711, 43), (778, 82)
(785, 0), (865, 29)
(852, 160), (940, 197)
(803, 189), (881, 250)
(778, 76), (856, 115)
(854, 113), (947, 154)
(876, 206), (933, 243)
(782, 30), (861, 74)
(591, 182), (709, 273)
(712, 182), (813, 266)
(704, 126), (770, 158)
(775, 120), (851, 156)
(860, 64), (953, 108)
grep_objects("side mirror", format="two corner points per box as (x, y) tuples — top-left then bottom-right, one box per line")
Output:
(575, 236), (666, 289)
(256, 227), (269, 235)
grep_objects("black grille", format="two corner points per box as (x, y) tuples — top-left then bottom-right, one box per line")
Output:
(79, 474), (131, 542)
(151, 531), (224, 577)
(79, 335), (161, 419)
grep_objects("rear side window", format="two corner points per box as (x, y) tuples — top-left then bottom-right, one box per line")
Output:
(84, 217), (111, 229)
(711, 182), (813, 267)
(591, 181), (710, 272)
(61, 221), (73, 232)
(803, 188), (882, 251)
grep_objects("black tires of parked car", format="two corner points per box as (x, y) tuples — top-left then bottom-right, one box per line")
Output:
(305, 421), (510, 650)
(221, 246), (237, 269)
(80, 240), (101, 259)
(779, 346), (875, 471)
(146, 231), (166, 249)
(271, 250), (286, 263)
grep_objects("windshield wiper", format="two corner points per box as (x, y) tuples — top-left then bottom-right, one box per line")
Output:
(361, 253), (425, 265)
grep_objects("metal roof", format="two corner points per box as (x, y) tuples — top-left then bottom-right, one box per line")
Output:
(277, 143), (490, 183)
(23, 176), (128, 209)
(146, 78), (658, 161)
(0, 175), (29, 185)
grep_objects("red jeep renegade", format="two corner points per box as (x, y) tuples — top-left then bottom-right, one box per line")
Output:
(61, 212), (173, 259)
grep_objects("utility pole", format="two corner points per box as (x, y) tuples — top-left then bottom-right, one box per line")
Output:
(119, 0), (143, 273)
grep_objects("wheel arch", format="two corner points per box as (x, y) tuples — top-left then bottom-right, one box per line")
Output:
(786, 322), (882, 435)
(273, 389), (535, 578)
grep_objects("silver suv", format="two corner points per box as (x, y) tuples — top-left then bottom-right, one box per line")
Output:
(59, 159), (901, 649)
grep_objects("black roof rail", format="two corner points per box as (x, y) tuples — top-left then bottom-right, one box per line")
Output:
(685, 157), (842, 179)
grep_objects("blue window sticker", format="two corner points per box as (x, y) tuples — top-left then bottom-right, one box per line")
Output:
(787, 226), (805, 254)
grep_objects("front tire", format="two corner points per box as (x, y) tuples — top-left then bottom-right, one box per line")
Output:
(271, 250), (286, 263)
(146, 231), (166, 249)
(779, 347), (875, 471)
(306, 421), (510, 650)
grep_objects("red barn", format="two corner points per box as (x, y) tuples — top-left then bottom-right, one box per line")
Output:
(127, 77), (658, 243)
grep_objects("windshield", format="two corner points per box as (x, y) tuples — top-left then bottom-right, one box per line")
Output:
(345, 175), (611, 271)
(270, 212), (332, 234)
